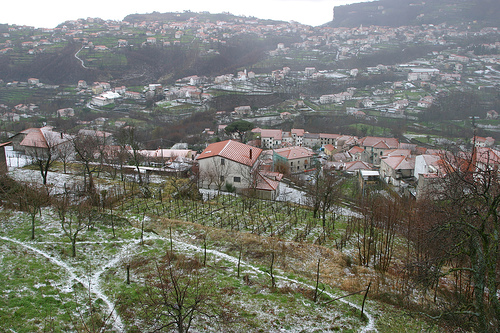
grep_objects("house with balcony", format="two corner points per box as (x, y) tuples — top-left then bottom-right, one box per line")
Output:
(380, 155), (415, 187)
(260, 129), (283, 149)
(359, 136), (399, 166)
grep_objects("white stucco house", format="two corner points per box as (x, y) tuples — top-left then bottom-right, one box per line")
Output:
(196, 140), (280, 199)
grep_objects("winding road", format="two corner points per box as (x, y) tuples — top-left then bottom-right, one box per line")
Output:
(74, 45), (89, 69)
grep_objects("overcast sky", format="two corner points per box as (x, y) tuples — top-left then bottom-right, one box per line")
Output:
(1, 0), (363, 28)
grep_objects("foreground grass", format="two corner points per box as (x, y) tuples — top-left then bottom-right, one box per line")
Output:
(1, 165), (447, 332)
(0, 202), (443, 332)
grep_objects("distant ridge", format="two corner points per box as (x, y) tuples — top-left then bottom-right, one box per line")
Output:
(123, 11), (287, 25)
(328, 0), (500, 28)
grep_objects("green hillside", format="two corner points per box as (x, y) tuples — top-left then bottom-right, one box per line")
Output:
(330, 0), (500, 28)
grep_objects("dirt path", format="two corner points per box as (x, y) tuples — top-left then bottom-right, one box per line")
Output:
(0, 236), (126, 332)
(1, 231), (377, 332)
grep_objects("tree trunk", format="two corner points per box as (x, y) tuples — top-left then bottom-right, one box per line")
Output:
(31, 215), (35, 240)
(472, 236), (487, 332)
(314, 258), (320, 302)
(71, 238), (77, 258)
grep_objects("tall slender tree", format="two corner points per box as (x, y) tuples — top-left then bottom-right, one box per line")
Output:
(424, 147), (500, 331)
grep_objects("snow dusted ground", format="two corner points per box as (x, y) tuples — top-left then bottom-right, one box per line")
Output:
(5, 146), (88, 193)
(276, 183), (308, 205)
(0, 234), (149, 332)
(1, 221), (377, 333)
(171, 236), (377, 332)
(7, 160), (128, 196)
(3, 154), (376, 332)
(0, 229), (162, 332)
(9, 167), (84, 193)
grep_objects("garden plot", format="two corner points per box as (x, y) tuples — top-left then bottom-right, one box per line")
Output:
(0, 205), (376, 333)
(1, 164), (443, 332)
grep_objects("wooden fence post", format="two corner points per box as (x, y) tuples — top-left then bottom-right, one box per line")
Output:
(361, 281), (371, 318)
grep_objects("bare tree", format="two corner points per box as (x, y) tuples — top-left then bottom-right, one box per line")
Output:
(198, 158), (229, 194)
(102, 145), (128, 181)
(55, 188), (88, 258)
(371, 194), (402, 272)
(240, 162), (261, 200)
(116, 127), (145, 184)
(56, 136), (75, 174)
(307, 168), (345, 239)
(140, 253), (224, 333)
(354, 196), (377, 267)
(25, 130), (69, 185)
(19, 183), (51, 240)
(421, 147), (500, 331)
(72, 131), (105, 198)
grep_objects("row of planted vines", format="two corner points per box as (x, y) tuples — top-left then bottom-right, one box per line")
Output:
(97, 170), (498, 332)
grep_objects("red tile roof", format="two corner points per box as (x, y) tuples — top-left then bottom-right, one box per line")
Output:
(359, 136), (399, 149)
(373, 141), (391, 149)
(323, 144), (335, 152)
(291, 128), (305, 136)
(260, 171), (283, 182)
(261, 129), (282, 140)
(20, 128), (47, 148)
(382, 149), (411, 157)
(381, 156), (415, 170)
(196, 140), (262, 167)
(20, 127), (71, 149)
(349, 146), (364, 154)
(273, 146), (314, 160)
(320, 133), (340, 139)
(345, 161), (373, 172)
(256, 172), (280, 191)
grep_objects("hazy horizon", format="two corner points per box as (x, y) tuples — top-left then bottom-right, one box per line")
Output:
(1, 0), (364, 28)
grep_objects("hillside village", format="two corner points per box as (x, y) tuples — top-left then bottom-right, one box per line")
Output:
(1, 15), (499, 132)
(4, 117), (498, 201)
(1, 18), (500, 196)
(1, 2), (500, 332)
(2, 30), (499, 201)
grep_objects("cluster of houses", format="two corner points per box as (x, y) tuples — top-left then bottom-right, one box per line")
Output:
(3, 126), (198, 176)
(4, 11), (498, 61)
(194, 128), (499, 200)
(1, 122), (499, 203)
(2, 20), (500, 200)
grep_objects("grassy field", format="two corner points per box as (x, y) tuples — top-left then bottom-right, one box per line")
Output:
(0, 165), (447, 332)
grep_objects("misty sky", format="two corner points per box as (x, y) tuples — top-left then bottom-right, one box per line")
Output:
(1, 0), (363, 28)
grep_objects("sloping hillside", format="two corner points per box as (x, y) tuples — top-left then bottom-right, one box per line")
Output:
(329, 0), (500, 28)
